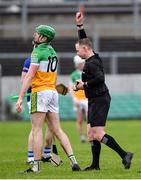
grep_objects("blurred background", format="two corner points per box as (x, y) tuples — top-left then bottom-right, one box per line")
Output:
(0, 0), (141, 121)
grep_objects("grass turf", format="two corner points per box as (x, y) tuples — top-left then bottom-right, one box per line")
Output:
(0, 120), (141, 179)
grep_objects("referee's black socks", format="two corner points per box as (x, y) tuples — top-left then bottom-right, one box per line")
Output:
(101, 134), (127, 159)
(90, 140), (101, 168)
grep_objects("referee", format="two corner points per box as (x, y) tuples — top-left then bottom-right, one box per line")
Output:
(75, 11), (133, 171)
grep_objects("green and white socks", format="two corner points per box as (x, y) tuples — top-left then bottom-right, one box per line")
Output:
(68, 154), (78, 166)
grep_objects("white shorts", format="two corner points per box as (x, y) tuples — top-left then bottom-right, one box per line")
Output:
(73, 98), (88, 115)
(30, 90), (59, 113)
(27, 101), (31, 113)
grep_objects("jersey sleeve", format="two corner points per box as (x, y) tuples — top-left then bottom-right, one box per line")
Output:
(22, 58), (31, 73)
(78, 29), (87, 39)
(70, 73), (76, 84)
(31, 48), (40, 65)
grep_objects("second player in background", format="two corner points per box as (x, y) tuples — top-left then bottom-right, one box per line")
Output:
(69, 55), (88, 143)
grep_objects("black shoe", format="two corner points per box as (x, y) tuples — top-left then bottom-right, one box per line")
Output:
(122, 152), (134, 169)
(83, 165), (100, 171)
(41, 156), (51, 162)
(18, 168), (39, 174)
(26, 160), (34, 165)
(24, 168), (35, 173)
(72, 164), (81, 171)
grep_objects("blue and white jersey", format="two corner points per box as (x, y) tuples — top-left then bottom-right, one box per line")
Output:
(22, 57), (31, 102)
(22, 57), (31, 73)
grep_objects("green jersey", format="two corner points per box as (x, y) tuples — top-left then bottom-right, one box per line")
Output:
(31, 43), (58, 93)
(70, 70), (86, 100)
(70, 70), (82, 84)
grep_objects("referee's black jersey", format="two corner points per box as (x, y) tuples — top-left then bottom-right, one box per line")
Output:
(82, 54), (108, 98)
(78, 29), (109, 98)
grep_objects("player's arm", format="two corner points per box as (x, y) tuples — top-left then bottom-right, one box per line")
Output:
(22, 64), (38, 95)
(21, 72), (27, 84)
(75, 11), (87, 39)
(16, 64), (38, 112)
(69, 80), (75, 97)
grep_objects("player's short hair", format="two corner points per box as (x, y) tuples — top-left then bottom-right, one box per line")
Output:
(77, 38), (92, 49)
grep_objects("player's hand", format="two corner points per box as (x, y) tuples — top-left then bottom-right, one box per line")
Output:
(75, 12), (84, 25)
(16, 98), (23, 113)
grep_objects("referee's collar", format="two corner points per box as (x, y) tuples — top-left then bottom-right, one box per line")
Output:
(86, 53), (99, 61)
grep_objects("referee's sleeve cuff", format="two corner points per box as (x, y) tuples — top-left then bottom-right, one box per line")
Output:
(83, 82), (88, 88)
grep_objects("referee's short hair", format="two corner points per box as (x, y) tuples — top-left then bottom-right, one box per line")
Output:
(77, 38), (92, 49)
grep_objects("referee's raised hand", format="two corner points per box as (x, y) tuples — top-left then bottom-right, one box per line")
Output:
(75, 11), (84, 30)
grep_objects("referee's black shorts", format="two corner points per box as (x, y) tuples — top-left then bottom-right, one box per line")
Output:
(88, 92), (111, 127)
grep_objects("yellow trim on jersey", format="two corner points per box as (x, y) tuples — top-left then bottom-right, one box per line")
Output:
(74, 90), (86, 100)
(31, 92), (37, 113)
(32, 71), (57, 93)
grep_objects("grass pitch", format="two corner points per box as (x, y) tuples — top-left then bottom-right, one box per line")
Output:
(0, 120), (141, 179)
